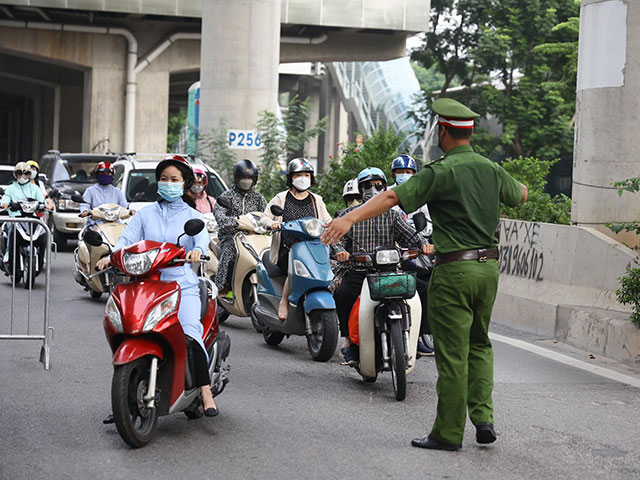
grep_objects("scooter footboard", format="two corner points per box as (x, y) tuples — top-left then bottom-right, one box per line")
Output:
(112, 337), (164, 365)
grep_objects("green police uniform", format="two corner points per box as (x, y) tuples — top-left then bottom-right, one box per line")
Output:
(394, 98), (522, 446)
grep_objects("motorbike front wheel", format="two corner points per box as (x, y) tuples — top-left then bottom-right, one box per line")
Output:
(306, 309), (338, 362)
(262, 326), (285, 346)
(389, 320), (407, 401)
(23, 256), (37, 289)
(112, 357), (159, 448)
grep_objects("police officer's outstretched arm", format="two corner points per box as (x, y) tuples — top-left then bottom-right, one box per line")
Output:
(322, 189), (400, 245)
(499, 167), (528, 207)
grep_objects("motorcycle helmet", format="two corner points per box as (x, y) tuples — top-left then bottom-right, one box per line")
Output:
(390, 154), (417, 173)
(286, 158), (315, 188)
(155, 154), (194, 189)
(96, 161), (114, 175)
(342, 178), (359, 199)
(233, 159), (259, 191)
(13, 162), (32, 183)
(192, 167), (209, 186)
(357, 167), (387, 189)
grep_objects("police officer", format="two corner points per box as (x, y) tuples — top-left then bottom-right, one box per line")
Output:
(322, 98), (528, 451)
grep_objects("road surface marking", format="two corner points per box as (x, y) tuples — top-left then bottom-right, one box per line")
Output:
(490, 332), (640, 388)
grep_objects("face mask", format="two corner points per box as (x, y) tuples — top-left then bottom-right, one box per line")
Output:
(362, 186), (384, 203)
(190, 184), (205, 194)
(30, 170), (37, 180)
(17, 175), (30, 185)
(292, 176), (311, 192)
(157, 181), (184, 202)
(97, 173), (113, 185)
(395, 173), (412, 185)
(346, 198), (362, 208)
(237, 178), (253, 191)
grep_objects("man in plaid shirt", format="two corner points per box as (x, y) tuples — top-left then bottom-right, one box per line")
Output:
(333, 167), (432, 364)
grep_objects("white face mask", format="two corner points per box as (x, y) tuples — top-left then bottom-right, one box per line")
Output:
(190, 184), (205, 194)
(17, 175), (30, 185)
(395, 173), (413, 185)
(292, 176), (311, 192)
(237, 178), (254, 191)
(30, 170), (38, 180)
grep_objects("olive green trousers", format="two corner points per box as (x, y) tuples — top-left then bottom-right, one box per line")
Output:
(427, 259), (499, 445)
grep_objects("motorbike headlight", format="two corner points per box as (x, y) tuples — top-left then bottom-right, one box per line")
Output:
(100, 207), (120, 222)
(142, 290), (179, 332)
(21, 201), (38, 214)
(123, 248), (159, 275)
(376, 249), (400, 265)
(105, 295), (123, 333)
(302, 218), (324, 237)
(293, 259), (311, 278)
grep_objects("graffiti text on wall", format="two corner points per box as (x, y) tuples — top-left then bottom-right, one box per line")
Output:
(499, 220), (544, 281)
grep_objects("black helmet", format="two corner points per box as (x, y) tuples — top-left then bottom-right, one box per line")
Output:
(286, 158), (315, 188)
(233, 159), (259, 190)
(156, 154), (195, 189)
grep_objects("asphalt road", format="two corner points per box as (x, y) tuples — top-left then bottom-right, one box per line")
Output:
(1, 250), (639, 480)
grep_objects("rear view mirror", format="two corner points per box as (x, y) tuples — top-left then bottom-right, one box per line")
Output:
(0, 187), (4, 196)
(71, 194), (85, 204)
(133, 191), (145, 201)
(84, 230), (103, 247)
(270, 205), (284, 217)
(413, 212), (427, 233)
(184, 219), (205, 237)
(216, 196), (231, 210)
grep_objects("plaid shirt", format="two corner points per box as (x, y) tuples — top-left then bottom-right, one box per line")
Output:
(333, 205), (426, 271)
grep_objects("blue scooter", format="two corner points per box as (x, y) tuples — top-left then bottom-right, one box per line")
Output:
(251, 205), (338, 362)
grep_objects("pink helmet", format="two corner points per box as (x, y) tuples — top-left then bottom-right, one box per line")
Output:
(192, 167), (208, 186)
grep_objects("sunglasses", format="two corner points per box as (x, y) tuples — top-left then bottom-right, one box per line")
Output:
(361, 181), (385, 191)
(16, 170), (31, 176)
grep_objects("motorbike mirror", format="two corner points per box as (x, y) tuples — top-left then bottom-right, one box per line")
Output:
(270, 205), (284, 217)
(184, 219), (205, 236)
(413, 212), (428, 233)
(216, 196), (231, 210)
(84, 230), (103, 247)
(133, 191), (145, 201)
(0, 187), (4, 196)
(71, 194), (85, 204)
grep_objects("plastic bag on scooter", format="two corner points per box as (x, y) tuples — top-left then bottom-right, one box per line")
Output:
(348, 296), (361, 346)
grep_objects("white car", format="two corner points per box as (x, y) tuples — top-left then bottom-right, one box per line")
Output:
(111, 153), (228, 231)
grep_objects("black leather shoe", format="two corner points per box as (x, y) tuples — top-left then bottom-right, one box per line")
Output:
(475, 423), (497, 444)
(204, 407), (219, 417)
(411, 435), (461, 451)
(102, 414), (114, 424)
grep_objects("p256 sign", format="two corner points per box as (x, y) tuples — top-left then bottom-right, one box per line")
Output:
(228, 130), (262, 150)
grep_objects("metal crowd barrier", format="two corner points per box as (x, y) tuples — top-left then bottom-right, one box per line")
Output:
(0, 216), (53, 370)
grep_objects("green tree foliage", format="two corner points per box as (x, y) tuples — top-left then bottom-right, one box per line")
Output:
(166, 108), (187, 152)
(411, 0), (580, 162)
(616, 263), (640, 328)
(198, 119), (236, 184)
(500, 156), (571, 224)
(315, 129), (403, 216)
(256, 95), (327, 200)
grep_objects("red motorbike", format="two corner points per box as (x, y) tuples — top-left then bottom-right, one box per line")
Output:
(85, 219), (230, 448)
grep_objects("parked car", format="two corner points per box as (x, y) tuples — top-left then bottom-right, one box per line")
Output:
(38, 150), (118, 249)
(111, 153), (228, 214)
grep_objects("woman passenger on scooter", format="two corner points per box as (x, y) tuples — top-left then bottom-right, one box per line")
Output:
(261, 158), (332, 321)
(97, 155), (219, 417)
(187, 167), (216, 214)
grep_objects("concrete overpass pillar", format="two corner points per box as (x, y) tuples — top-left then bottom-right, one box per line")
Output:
(199, 0), (281, 164)
(573, 0), (640, 244)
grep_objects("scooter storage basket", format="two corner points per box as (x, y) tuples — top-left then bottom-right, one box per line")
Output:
(366, 272), (416, 301)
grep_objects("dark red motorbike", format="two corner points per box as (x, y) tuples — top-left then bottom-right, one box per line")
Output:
(85, 219), (230, 448)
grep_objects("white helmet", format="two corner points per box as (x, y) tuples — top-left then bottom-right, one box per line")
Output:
(342, 178), (359, 199)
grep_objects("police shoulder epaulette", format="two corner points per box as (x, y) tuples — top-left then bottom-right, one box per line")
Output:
(424, 156), (445, 167)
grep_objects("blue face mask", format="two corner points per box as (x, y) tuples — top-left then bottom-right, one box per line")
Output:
(395, 173), (412, 185)
(157, 181), (184, 202)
